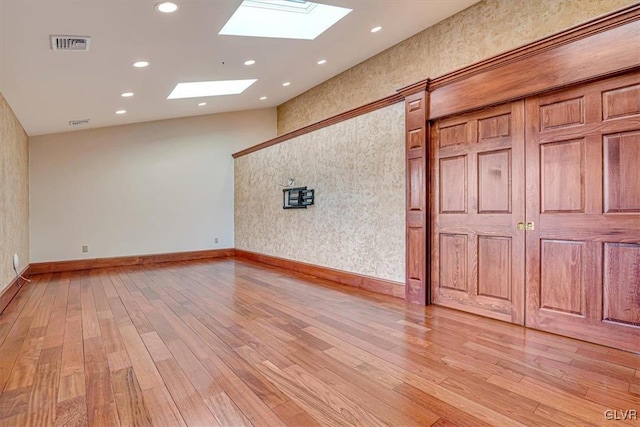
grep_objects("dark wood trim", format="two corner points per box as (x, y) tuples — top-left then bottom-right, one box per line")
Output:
(234, 250), (405, 299)
(30, 249), (235, 274)
(429, 7), (640, 119)
(0, 265), (31, 315)
(429, 3), (640, 90)
(397, 79), (430, 97)
(232, 93), (403, 158)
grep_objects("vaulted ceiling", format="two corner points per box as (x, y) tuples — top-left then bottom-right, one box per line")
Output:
(0, 0), (478, 135)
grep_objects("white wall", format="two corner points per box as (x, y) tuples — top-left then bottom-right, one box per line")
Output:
(30, 109), (276, 262)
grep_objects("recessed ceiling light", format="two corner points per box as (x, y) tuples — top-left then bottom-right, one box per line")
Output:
(317, 59), (327, 65)
(260, 96), (267, 100)
(371, 26), (382, 33)
(219, 0), (352, 40)
(244, 59), (256, 66)
(132, 61), (149, 68)
(121, 92), (134, 97)
(167, 79), (257, 99)
(115, 110), (127, 115)
(282, 82), (291, 87)
(155, 2), (178, 13)
(198, 102), (207, 106)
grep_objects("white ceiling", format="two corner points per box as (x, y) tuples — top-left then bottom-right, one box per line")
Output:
(0, 0), (478, 136)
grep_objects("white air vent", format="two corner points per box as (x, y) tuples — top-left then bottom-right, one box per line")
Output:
(69, 119), (90, 127)
(51, 35), (91, 51)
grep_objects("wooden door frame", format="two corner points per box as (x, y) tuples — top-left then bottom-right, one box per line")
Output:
(399, 4), (640, 304)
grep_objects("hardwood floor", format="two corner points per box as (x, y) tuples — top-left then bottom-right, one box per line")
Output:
(0, 258), (638, 426)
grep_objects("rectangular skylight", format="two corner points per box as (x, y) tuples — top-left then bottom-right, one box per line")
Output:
(219, 0), (352, 40)
(167, 79), (257, 99)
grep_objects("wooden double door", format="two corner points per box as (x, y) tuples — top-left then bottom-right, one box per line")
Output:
(431, 73), (640, 353)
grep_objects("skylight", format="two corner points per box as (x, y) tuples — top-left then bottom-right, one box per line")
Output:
(167, 79), (257, 99)
(219, 0), (352, 40)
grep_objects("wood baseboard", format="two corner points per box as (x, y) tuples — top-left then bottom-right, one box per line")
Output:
(234, 250), (405, 299)
(29, 248), (235, 274)
(26, 248), (404, 299)
(0, 265), (31, 315)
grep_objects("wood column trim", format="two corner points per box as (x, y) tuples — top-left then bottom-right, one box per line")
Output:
(399, 80), (430, 305)
(29, 248), (235, 274)
(235, 250), (405, 298)
(397, 79), (430, 98)
(0, 265), (31, 315)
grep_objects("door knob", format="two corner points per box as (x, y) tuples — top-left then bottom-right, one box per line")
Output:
(517, 221), (534, 231)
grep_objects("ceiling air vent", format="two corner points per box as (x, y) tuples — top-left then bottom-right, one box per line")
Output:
(69, 119), (90, 127)
(51, 35), (91, 51)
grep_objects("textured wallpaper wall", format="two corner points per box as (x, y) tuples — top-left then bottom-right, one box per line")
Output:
(277, 0), (635, 135)
(235, 102), (405, 283)
(0, 92), (29, 293)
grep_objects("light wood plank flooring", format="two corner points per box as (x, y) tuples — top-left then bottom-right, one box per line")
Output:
(0, 258), (638, 426)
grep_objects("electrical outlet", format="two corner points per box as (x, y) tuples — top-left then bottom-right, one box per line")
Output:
(82, 245), (89, 253)
(214, 237), (219, 244)
(13, 254), (19, 271)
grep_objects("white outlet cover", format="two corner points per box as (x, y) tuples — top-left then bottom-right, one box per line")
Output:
(13, 253), (19, 270)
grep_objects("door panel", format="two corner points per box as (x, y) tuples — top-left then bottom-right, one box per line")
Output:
(439, 234), (468, 291)
(540, 139), (584, 213)
(477, 150), (511, 213)
(439, 156), (467, 213)
(604, 130), (640, 212)
(525, 73), (640, 353)
(539, 240), (585, 316)
(477, 236), (511, 300)
(432, 102), (526, 324)
(604, 243), (640, 326)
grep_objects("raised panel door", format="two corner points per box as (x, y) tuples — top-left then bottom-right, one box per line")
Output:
(432, 102), (526, 324)
(525, 73), (640, 353)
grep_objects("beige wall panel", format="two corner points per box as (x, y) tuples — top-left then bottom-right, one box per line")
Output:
(235, 102), (405, 282)
(0, 92), (29, 292)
